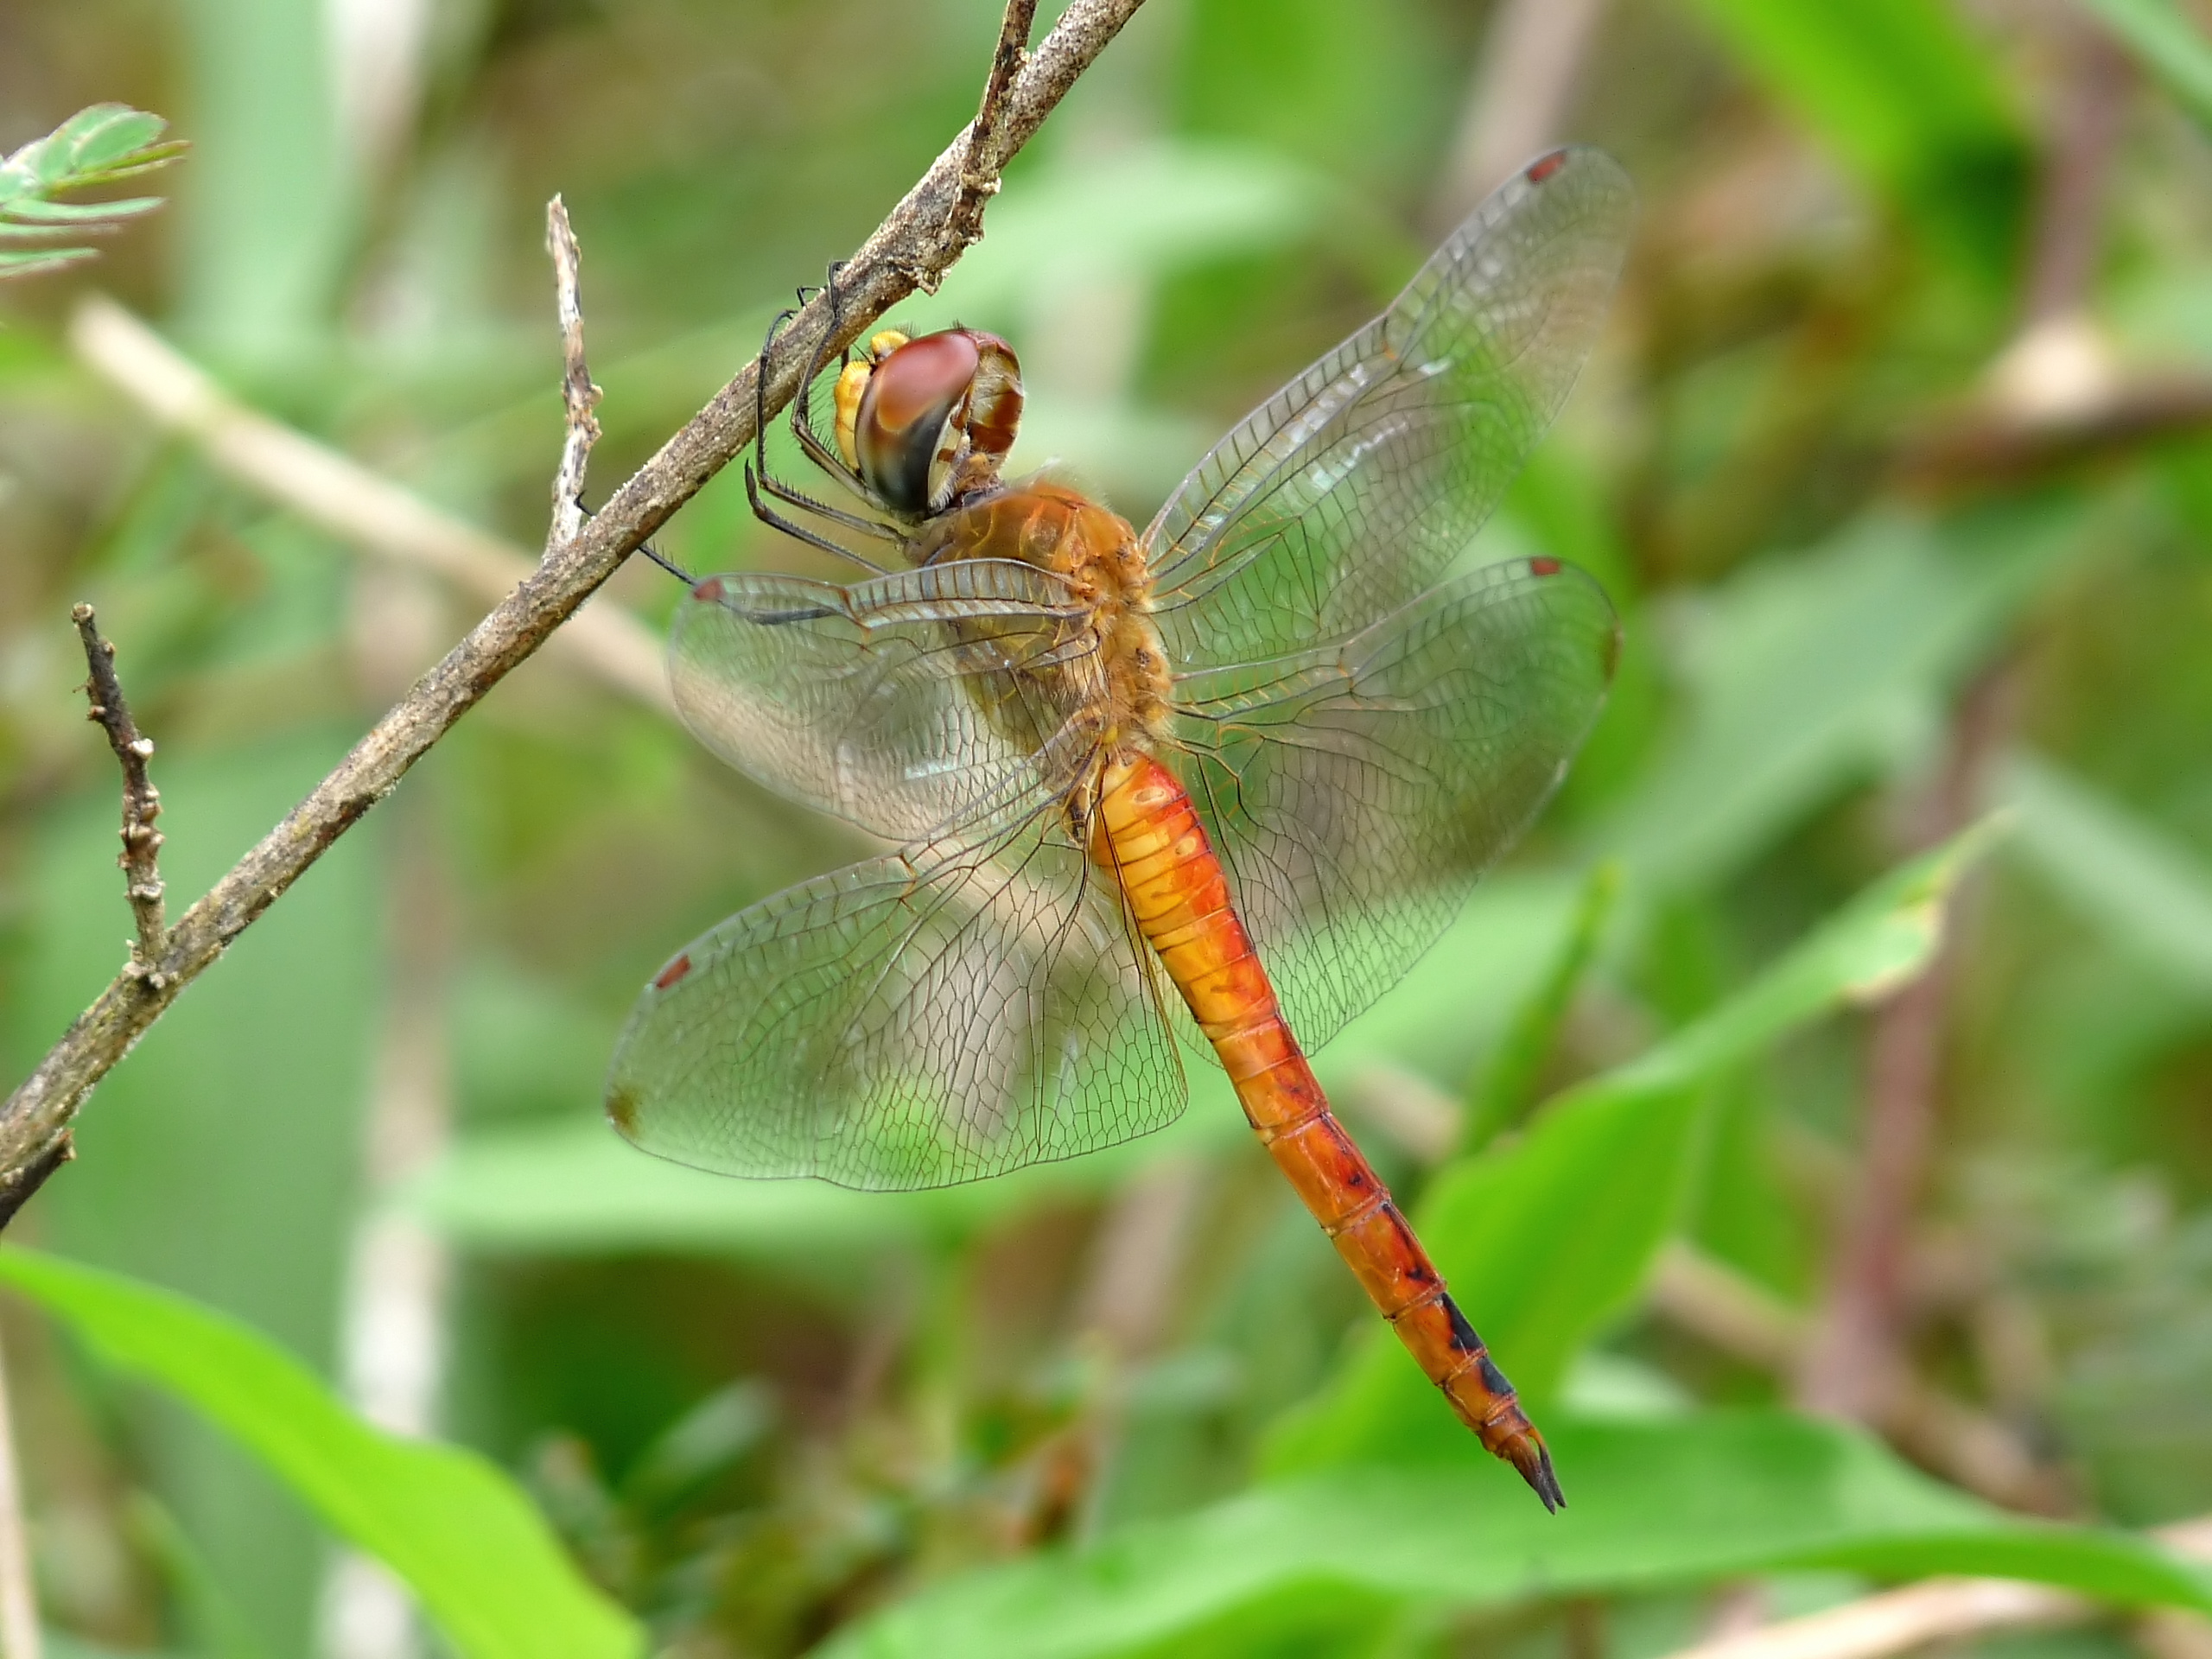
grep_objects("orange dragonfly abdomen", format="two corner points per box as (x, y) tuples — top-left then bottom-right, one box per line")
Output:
(1096, 754), (1565, 1510)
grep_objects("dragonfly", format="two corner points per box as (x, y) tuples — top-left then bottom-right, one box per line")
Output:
(607, 147), (1634, 1510)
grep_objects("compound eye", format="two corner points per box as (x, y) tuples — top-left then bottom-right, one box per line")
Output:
(854, 330), (982, 515)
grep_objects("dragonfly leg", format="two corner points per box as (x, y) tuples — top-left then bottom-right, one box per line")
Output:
(743, 460), (888, 573)
(570, 489), (695, 585)
(747, 283), (904, 571)
(782, 262), (884, 507)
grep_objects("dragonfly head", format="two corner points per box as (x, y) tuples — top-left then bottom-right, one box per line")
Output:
(833, 327), (1025, 517)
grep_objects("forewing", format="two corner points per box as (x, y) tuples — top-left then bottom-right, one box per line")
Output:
(1168, 557), (1617, 1049)
(671, 559), (1097, 842)
(607, 810), (1185, 1190)
(1146, 148), (1632, 670)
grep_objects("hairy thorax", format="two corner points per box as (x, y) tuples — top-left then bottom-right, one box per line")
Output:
(907, 479), (1174, 763)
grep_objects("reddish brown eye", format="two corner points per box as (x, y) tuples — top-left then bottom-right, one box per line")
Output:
(855, 331), (982, 514)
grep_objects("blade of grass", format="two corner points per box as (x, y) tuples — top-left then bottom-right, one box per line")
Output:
(0, 1250), (641, 1659)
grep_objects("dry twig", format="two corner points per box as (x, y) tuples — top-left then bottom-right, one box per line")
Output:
(1661, 1518), (2212, 1659)
(71, 605), (166, 976)
(0, 0), (1148, 1225)
(950, 0), (1039, 255)
(68, 296), (670, 715)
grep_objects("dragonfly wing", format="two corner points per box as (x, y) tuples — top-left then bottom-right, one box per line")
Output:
(1168, 556), (1617, 1049)
(671, 558), (1096, 842)
(1146, 147), (1632, 670)
(607, 809), (1185, 1190)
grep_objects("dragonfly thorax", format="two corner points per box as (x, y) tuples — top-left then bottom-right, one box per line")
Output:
(909, 479), (1174, 764)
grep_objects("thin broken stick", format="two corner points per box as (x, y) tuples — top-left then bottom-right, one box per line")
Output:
(71, 603), (167, 978)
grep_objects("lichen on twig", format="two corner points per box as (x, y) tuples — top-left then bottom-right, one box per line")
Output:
(545, 194), (601, 549)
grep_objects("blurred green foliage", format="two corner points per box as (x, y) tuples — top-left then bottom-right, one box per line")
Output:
(3, 0), (2212, 1656)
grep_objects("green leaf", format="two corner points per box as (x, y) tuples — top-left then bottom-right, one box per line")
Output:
(2, 194), (163, 224)
(1268, 824), (1996, 1471)
(51, 103), (168, 171)
(1680, 0), (2028, 278)
(0, 1250), (643, 1659)
(1597, 508), (2073, 891)
(0, 249), (94, 277)
(2082, 0), (2212, 132)
(823, 1413), (2212, 1659)
(1465, 861), (1621, 1154)
(1998, 750), (2212, 995)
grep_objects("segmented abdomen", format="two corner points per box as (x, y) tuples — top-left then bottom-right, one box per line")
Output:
(1095, 755), (1564, 1510)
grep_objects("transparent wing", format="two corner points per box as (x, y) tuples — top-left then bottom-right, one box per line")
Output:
(671, 558), (1099, 842)
(1145, 147), (1633, 670)
(607, 805), (1185, 1190)
(1168, 556), (1617, 1050)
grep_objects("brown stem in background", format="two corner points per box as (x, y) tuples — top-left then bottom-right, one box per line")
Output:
(1895, 378), (2212, 488)
(1430, 0), (1608, 232)
(1800, 3), (2131, 1441)
(2021, 25), (2133, 331)
(1654, 1242), (2061, 1513)
(0, 0), (1149, 1227)
(1892, 26), (2175, 488)
(1051, 1157), (1206, 1543)
(1795, 671), (2012, 1423)
(70, 606), (166, 976)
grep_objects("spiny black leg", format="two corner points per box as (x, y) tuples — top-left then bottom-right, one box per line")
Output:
(634, 537), (695, 583)
(752, 305), (798, 518)
(753, 467), (902, 543)
(745, 460), (887, 573)
(788, 259), (877, 505)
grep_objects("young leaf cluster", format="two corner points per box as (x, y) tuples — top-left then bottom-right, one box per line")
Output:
(0, 104), (184, 282)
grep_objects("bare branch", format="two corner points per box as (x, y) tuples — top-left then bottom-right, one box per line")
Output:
(946, 0), (1040, 258)
(0, 0), (1150, 1224)
(68, 296), (671, 715)
(2022, 22), (2133, 330)
(71, 604), (167, 975)
(1894, 367), (2212, 489)
(545, 194), (601, 549)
